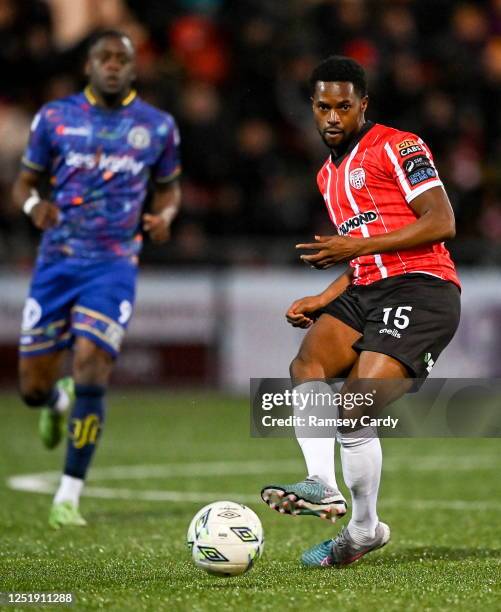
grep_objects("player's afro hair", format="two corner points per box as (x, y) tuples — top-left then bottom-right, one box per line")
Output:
(87, 29), (134, 54)
(309, 56), (368, 98)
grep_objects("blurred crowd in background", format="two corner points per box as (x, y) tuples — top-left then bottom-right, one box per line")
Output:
(0, 0), (500, 267)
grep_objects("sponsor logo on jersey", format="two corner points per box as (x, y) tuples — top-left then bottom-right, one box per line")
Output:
(56, 125), (91, 137)
(403, 155), (431, 174)
(338, 210), (378, 235)
(65, 151), (145, 175)
(397, 139), (418, 150)
(128, 126), (151, 149)
(349, 167), (366, 190)
(96, 127), (124, 140)
(399, 144), (423, 157)
(407, 167), (437, 186)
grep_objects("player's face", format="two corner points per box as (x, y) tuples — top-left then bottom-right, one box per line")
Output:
(312, 81), (368, 149)
(86, 36), (136, 97)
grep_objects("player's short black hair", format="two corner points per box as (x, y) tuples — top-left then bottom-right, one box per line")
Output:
(87, 29), (134, 55)
(309, 55), (368, 98)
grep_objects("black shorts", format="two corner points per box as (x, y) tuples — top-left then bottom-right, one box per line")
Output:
(317, 273), (461, 378)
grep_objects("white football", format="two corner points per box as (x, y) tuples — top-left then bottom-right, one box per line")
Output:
(187, 500), (264, 576)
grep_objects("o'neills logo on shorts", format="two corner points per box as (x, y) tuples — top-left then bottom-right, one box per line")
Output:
(338, 210), (378, 235)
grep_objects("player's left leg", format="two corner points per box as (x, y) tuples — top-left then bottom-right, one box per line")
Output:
(49, 337), (113, 529)
(302, 350), (408, 567)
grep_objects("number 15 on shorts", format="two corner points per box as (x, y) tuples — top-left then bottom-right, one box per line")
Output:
(382, 306), (413, 329)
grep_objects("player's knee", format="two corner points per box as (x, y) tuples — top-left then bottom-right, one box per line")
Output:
(19, 384), (51, 408)
(73, 341), (112, 384)
(290, 354), (324, 381)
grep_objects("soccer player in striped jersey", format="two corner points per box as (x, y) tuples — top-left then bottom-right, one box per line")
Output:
(13, 30), (181, 528)
(261, 56), (460, 567)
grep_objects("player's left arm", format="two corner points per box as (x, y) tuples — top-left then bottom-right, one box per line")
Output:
(354, 186), (455, 254)
(143, 115), (182, 243)
(298, 186), (455, 268)
(142, 180), (181, 243)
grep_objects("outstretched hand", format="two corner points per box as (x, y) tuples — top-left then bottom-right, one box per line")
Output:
(296, 235), (363, 269)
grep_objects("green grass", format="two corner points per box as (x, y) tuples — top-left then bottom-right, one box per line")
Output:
(0, 392), (500, 611)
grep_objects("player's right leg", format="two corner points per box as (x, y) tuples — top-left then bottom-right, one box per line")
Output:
(18, 263), (76, 449)
(18, 352), (74, 449)
(261, 314), (362, 521)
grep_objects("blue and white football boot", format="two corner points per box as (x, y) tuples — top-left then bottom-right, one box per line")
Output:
(301, 522), (390, 567)
(261, 476), (347, 523)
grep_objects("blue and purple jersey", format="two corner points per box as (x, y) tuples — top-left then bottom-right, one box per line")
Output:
(22, 87), (181, 263)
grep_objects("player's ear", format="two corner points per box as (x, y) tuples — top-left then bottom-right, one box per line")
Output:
(361, 95), (369, 113)
(84, 59), (91, 78)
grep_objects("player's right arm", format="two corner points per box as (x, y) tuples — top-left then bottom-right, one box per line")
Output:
(286, 267), (353, 328)
(12, 169), (60, 230)
(12, 106), (59, 230)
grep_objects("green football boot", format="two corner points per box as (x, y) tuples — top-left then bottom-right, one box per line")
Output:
(39, 377), (75, 449)
(48, 501), (87, 530)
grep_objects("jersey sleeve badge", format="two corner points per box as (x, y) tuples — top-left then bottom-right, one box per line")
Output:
(384, 133), (443, 203)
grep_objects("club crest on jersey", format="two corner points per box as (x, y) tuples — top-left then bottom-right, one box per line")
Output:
(128, 126), (151, 149)
(338, 210), (378, 235)
(349, 167), (366, 190)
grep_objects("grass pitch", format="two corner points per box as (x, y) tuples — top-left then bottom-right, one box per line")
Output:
(1, 391), (500, 611)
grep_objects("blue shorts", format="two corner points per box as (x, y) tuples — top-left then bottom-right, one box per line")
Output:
(19, 258), (137, 358)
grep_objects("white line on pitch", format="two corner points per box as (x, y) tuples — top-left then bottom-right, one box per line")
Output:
(6, 481), (501, 511)
(6, 459), (501, 511)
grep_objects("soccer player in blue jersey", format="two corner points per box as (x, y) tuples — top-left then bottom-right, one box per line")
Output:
(12, 30), (181, 528)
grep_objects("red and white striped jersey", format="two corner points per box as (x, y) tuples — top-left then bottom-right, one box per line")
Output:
(317, 121), (460, 287)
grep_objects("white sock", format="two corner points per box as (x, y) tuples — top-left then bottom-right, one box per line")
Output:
(51, 387), (70, 414)
(294, 381), (338, 490)
(296, 438), (337, 489)
(53, 475), (84, 506)
(339, 428), (381, 544)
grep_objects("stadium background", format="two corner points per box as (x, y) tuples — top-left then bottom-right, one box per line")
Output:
(0, 0), (500, 389)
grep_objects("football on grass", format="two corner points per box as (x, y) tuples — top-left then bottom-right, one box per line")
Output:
(187, 501), (264, 576)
